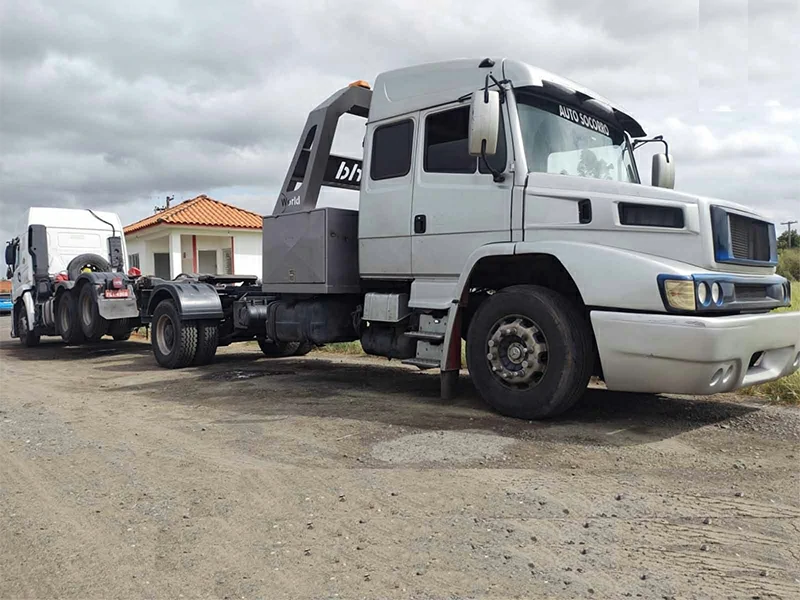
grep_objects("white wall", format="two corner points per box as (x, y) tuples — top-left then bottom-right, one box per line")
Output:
(125, 226), (261, 277)
(233, 231), (262, 277)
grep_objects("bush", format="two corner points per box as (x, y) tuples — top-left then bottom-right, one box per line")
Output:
(777, 249), (800, 281)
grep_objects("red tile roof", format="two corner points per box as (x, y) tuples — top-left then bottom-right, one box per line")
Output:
(124, 195), (263, 234)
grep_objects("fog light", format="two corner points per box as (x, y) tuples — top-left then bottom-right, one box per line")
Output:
(710, 368), (723, 387)
(711, 282), (722, 305)
(664, 280), (696, 311)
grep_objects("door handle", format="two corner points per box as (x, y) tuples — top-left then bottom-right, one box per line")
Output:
(414, 214), (426, 234)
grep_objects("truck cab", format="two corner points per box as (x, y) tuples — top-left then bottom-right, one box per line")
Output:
(258, 57), (799, 419)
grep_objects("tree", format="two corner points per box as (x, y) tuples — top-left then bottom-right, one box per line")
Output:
(778, 229), (800, 250)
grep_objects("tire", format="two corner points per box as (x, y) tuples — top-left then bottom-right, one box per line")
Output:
(16, 305), (40, 347)
(151, 299), (197, 368)
(58, 292), (85, 345)
(67, 253), (111, 281)
(257, 339), (307, 358)
(466, 285), (594, 420)
(78, 284), (108, 341)
(109, 319), (132, 341)
(291, 341), (313, 356)
(192, 322), (219, 365)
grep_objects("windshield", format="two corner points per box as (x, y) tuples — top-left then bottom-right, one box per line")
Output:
(517, 94), (638, 183)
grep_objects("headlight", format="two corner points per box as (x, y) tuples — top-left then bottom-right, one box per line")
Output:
(663, 279), (696, 311)
(711, 282), (722, 305)
(697, 282), (709, 306)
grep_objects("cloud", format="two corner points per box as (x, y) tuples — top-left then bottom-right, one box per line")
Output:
(0, 0), (797, 246)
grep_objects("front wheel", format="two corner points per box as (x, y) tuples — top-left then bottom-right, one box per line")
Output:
(151, 300), (197, 368)
(466, 285), (594, 420)
(16, 305), (40, 347)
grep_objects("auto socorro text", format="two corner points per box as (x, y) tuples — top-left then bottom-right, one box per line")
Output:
(558, 105), (610, 136)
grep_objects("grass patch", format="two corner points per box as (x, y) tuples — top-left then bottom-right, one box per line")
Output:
(740, 281), (799, 404)
(313, 341), (366, 355)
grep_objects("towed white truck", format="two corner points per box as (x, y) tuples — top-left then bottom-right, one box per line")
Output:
(5, 208), (140, 346)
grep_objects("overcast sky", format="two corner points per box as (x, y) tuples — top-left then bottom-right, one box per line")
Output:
(1, 0), (798, 244)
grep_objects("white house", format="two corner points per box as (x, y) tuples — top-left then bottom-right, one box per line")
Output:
(124, 195), (263, 279)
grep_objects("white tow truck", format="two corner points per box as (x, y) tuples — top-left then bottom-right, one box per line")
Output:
(9, 58), (800, 420)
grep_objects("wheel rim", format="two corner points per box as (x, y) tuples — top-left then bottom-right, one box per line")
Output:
(155, 314), (175, 355)
(20, 312), (28, 334)
(485, 314), (548, 388)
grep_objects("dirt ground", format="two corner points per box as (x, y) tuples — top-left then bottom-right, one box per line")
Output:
(1, 318), (798, 600)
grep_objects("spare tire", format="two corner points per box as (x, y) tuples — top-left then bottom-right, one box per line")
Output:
(67, 253), (111, 281)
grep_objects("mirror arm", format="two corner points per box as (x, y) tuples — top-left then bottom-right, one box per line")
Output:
(482, 74), (509, 104)
(480, 139), (506, 183)
(632, 135), (670, 161)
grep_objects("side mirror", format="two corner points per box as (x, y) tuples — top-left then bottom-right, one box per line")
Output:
(468, 89), (500, 156)
(652, 153), (675, 189)
(4, 242), (15, 267)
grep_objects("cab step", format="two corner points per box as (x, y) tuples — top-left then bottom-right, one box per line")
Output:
(404, 330), (445, 343)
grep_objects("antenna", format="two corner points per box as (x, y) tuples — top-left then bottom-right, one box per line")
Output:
(154, 195), (175, 213)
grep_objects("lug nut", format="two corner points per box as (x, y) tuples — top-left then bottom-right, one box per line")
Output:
(502, 373), (509, 379)
(488, 340), (495, 348)
(522, 361), (529, 368)
(486, 353), (494, 360)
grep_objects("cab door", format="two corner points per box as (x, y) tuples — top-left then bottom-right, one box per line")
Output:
(410, 102), (512, 278)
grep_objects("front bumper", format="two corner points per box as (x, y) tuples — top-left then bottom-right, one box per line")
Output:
(591, 310), (800, 395)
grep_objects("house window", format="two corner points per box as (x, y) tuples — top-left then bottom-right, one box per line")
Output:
(128, 253), (140, 269)
(370, 119), (414, 181)
(424, 106), (506, 174)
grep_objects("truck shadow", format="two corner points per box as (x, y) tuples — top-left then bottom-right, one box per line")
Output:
(100, 352), (760, 447)
(0, 336), (152, 360)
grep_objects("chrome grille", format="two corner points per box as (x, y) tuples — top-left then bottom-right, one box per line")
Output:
(729, 213), (770, 261)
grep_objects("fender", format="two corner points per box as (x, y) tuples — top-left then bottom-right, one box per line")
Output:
(439, 240), (698, 371)
(14, 290), (36, 337)
(145, 280), (224, 322)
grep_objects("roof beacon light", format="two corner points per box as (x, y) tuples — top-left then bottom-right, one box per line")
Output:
(349, 80), (371, 89)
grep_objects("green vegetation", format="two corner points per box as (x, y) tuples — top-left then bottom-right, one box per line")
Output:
(777, 248), (800, 281)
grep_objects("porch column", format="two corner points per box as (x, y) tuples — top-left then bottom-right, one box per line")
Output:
(169, 230), (182, 279)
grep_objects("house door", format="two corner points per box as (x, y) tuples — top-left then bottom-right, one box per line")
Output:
(153, 253), (170, 279)
(198, 250), (217, 274)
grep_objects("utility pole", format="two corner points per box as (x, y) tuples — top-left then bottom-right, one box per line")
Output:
(782, 220), (798, 248)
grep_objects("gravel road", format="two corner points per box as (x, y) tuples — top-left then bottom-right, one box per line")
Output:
(1, 318), (798, 599)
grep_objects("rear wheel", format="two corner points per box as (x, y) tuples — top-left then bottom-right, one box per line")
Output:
(17, 305), (40, 347)
(466, 285), (594, 420)
(257, 339), (312, 357)
(79, 284), (108, 341)
(192, 322), (219, 365)
(151, 300), (197, 368)
(109, 319), (132, 341)
(58, 292), (84, 345)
